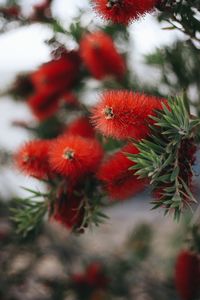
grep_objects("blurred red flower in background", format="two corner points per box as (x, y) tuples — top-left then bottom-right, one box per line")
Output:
(28, 85), (61, 120)
(28, 51), (81, 120)
(52, 188), (84, 230)
(71, 262), (108, 289)
(15, 140), (51, 179)
(175, 250), (200, 300)
(30, 51), (81, 93)
(66, 116), (95, 139)
(97, 143), (146, 200)
(80, 31), (125, 80)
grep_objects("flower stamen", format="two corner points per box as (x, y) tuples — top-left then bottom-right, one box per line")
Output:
(106, 0), (122, 9)
(103, 106), (114, 120)
(63, 149), (75, 160)
(23, 153), (30, 163)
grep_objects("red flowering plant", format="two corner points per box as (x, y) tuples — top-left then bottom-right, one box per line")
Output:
(0, 0), (198, 238)
(12, 89), (200, 237)
(127, 97), (200, 220)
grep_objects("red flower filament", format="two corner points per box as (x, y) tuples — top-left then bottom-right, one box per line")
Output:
(92, 0), (158, 25)
(92, 90), (165, 140)
(49, 135), (103, 180)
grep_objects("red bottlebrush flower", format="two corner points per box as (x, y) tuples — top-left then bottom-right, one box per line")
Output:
(92, 0), (157, 25)
(66, 117), (95, 139)
(30, 51), (81, 93)
(72, 262), (108, 289)
(52, 190), (84, 230)
(49, 135), (103, 180)
(175, 250), (200, 300)
(92, 90), (165, 140)
(97, 144), (146, 200)
(80, 31), (125, 80)
(28, 86), (61, 120)
(15, 140), (51, 179)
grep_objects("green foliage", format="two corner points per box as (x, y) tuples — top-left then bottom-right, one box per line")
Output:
(127, 96), (200, 220)
(34, 116), (64, 139)
(157, 0), (200, 43)
(75, 178), (109, 232)
(11, 188), (49, 238)
(68, 20), (86, 43)
(145, 41), (200, 113)
(78, 197), (109, 232)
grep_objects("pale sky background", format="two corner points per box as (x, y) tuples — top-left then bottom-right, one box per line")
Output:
(0, 0), (185, 198)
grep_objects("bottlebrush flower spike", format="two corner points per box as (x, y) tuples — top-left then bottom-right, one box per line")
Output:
(97, 144), (146, 200)
(52, 189), (84, 230)
(49, 135), (103, 180)
(66, 116), (95, 139)
(30, 51), (81, 93)
(15, 140), (51, 179)
(80, 31), (126, 80)
(92, 90), (165, 140)
(175, 250), (200, 300)
(92, 0), (158, 25)
(28, 85), (61, 120)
